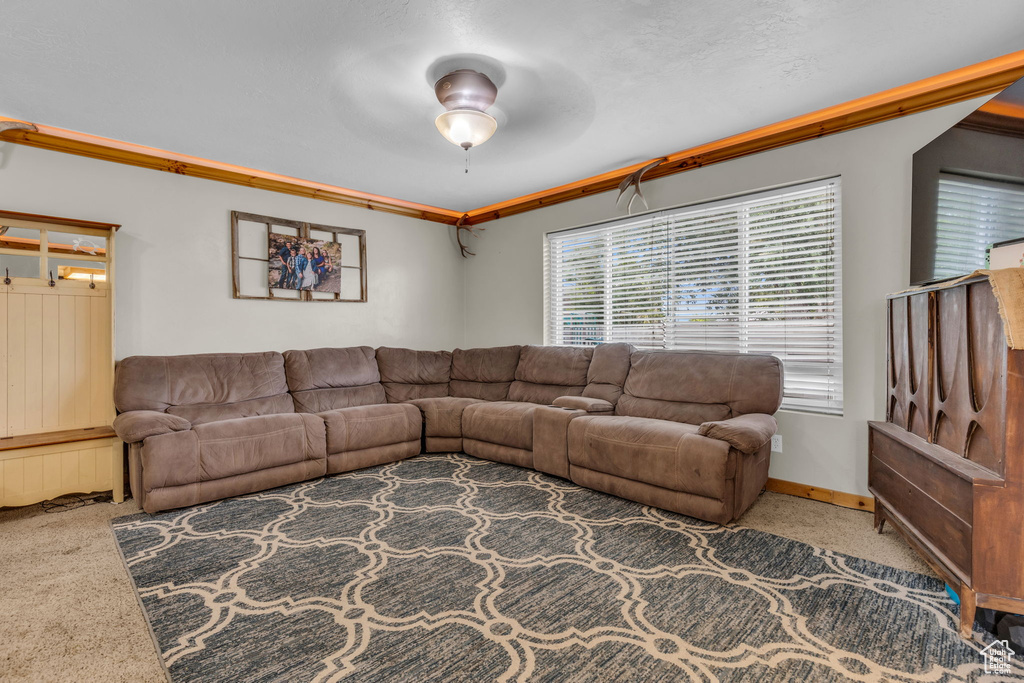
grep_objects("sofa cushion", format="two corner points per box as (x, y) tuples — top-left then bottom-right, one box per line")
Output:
(514, 345), (593, 385)
(284, 347), (386, 412)
(449, 345), (521, 401)
(114, 351), (289, 413)
(582, 342), (633, 405)
(140, 413), (326, 489)
(508, 345), (593, 404)
(319, 403), (421, 454)
(407, 396), (485, 438)
(617, 350), (783, 424)
(567, 415), (733, 500)
(283, 346), (380, 391)
(552, 396), (613, 413)
(291, 386), (387, 413)
(508, 381), (586, 405)
(376, 346), (452, 402)
(462, 401), (539, 451)
(616, 395), (732, 425)
(167, 394), (296, 426)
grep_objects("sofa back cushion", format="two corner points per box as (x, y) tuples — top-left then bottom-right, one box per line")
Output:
(508, 345), (593, 404)
(581, 342), (633, 405)
(283, 346), (386, 412)
(376, 346), (452, 402)
(449, 345), (521, 401)
(114, 351), (294, 425)
(616, 350), (784, 424)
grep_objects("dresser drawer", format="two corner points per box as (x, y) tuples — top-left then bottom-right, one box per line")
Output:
(869, 426), (972, 580)
(871, 428), (973, 524)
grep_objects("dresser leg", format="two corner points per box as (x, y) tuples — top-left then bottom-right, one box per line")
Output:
(873, 502), (885, 533)
(959, 584), (977, 638)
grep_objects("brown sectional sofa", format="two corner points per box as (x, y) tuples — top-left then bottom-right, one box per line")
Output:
(113, 343), (783, 524)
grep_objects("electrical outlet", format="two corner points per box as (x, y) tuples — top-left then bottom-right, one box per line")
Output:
(771, 434), (783, 452)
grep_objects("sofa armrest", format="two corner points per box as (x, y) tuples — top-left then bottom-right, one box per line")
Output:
(552, 396), (614, 413)
(533, 405), (589, 479)
(113, 410), (192, 444)
(697, 413), (777, 454)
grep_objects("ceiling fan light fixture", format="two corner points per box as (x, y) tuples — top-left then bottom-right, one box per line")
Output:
(433, 68), (499, 150)
(435, 109), (497, 150)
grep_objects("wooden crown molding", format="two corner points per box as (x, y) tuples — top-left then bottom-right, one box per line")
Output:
(1, 50), (1023, 227)
(465, 49), (1024, 224)
(0, 121), (465, 225)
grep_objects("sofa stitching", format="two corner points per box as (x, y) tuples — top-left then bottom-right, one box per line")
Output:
(587, 434), (679, 451)
(473, 413), (532, 422)
(304, 352), (314, 391)
(335, 413), (409, 423)
(197, 425), (303, 444)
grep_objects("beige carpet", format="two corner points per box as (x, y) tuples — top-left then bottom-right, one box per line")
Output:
(0, 487), (932, 682)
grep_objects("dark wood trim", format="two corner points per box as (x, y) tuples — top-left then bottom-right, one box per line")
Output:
(0, 209), (120, 231)
(230, 211), (242, 299)
(0, 426), (116, 452)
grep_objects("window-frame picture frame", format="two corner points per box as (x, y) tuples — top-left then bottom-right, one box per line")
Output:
(230, 210), (367, 302)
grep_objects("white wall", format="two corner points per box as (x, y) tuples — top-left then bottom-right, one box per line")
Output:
(0, 144), (466, 358)
(462, 99), (988, 498)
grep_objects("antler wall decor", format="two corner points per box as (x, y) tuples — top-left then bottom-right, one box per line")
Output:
(456, 213), (485, 258)
(616, 158), (667, 214)
(0, 121), (37, 135)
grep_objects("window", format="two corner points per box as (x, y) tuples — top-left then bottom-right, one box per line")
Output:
(545, 178), (842, 415)
(933, 173), (1024, 280)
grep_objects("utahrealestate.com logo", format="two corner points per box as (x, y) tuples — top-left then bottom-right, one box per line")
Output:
(982, 640), (1015, 675)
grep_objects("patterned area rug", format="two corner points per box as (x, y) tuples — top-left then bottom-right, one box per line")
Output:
(111, 454), (1022, 682)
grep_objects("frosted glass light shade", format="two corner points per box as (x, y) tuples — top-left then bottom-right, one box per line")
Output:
(435, 109), (497, 150)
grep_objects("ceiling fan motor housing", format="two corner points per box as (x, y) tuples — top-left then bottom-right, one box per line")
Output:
(434, 69), (498, 112)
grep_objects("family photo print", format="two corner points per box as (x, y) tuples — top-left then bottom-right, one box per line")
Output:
(268, 232), (342, 294)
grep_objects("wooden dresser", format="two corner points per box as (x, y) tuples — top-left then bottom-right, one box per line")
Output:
(869, 274), (1024, 638)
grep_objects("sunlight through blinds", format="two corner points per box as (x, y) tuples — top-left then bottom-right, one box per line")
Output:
(545, 178), (843, 415)
(934, 173), (1024, 280)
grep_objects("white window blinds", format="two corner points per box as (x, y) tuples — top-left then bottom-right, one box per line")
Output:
(545, 178), (843, 415)
(934, 173), (1024, 280)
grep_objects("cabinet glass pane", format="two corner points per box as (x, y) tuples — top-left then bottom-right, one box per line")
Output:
(0, 253), (41, 278)
(53, 260), (107, 283)
(0, 227), (42, 253)
(48, 231), (107, 258)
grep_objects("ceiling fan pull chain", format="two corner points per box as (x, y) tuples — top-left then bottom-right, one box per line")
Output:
(465, 148), (470, 174)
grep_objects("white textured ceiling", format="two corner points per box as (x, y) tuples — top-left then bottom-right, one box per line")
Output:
(1, 1), (1022, 212)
